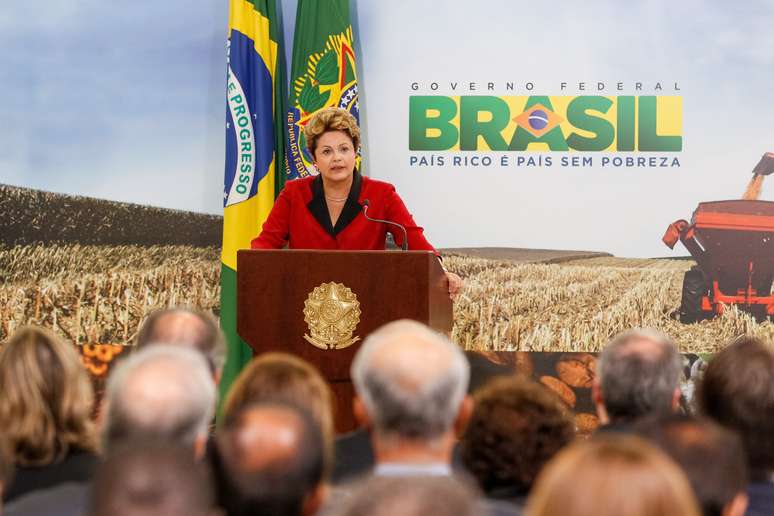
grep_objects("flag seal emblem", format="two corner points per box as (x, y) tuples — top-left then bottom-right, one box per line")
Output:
(287, 28), (360, 179)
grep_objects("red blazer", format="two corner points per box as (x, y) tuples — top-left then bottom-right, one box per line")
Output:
(250, 172), (437, 254)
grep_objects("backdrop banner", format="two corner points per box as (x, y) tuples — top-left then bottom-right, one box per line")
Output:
(1, 1), (772, 393)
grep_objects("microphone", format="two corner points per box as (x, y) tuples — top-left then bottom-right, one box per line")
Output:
(362, 199), (409, 251)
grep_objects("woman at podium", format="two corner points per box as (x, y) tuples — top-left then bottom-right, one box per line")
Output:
(251, 107), (462, 298)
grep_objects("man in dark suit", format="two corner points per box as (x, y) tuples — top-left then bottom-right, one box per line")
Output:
(347, 320), (472, 480)
(338, 320), (520, 516)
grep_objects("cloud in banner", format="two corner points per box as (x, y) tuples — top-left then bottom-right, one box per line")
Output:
(0, 1), (227, 214)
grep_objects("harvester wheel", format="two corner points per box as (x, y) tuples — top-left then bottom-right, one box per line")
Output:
(679, 266), (710, 323)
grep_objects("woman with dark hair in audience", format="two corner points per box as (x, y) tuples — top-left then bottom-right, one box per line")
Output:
(0, 326), (98, 503)
(525, 435), (701, 516)
(460, 376), (575, 510)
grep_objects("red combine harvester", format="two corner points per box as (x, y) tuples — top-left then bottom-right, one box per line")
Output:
(663, 154), (774, 323)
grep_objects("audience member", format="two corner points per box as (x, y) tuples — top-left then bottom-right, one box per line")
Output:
(332, 426), (373, 482)
(101, 345), (216, 457)
(335, 475), (482, 516)
(5, 482), (90, 516)
(6, 318), (766, 516)
(89, 440), (221, 516)
(0, 327), (98, 504)
(525, 435), (701, 516)
(697, 336), (774, 516)
(212, 402), (326, 516)
(460, 376), (575, 509)
(593, 328), (682, 430)
(0, 437), (12, 504)
(222, 352), (334, 471)
(634, 414), (748, 516)
(135, 307), (226, 381)
(349, 319), (472, 478)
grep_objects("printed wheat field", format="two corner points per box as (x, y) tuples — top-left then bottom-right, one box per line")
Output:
(1, 245), (772, 355)
(0, 244), (220, 345)
(445, 254), (774, 354)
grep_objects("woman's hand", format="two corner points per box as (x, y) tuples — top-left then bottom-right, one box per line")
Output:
(445, 271), (464, 299)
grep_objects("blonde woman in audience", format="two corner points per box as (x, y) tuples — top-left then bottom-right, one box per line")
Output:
(0, 327), (98, 503)
(525, 435), (700, 516)
(222, 352), (334, 471)
(0, 437), (12, 503)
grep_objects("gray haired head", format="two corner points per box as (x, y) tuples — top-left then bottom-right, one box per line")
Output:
(597, 328), (682, 423)
(103, 345), (216, 452)
(351, 320), (469, 441)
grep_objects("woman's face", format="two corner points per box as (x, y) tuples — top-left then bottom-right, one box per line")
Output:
(313, 130), (356, 186)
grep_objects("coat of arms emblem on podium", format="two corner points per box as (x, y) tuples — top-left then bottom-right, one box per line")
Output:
(303, 282), (361, 350)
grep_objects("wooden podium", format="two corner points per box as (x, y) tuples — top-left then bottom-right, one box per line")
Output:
(236, 249), (453, 432)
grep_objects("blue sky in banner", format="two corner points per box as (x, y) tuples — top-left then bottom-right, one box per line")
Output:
(357, 0), (774, 256)
(0, 1), (227, 214)
(1, 0), (772, 256)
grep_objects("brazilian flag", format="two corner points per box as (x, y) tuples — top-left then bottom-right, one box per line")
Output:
(286, 0), (360, 179)
(220, 0), (286, 407)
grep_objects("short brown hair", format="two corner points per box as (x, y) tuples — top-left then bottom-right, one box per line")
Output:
(634, 414), (748, 516)
(304, 107), (360, 158)
(461, 376), (575, 494)
(0, 326), (97, 466)
(526, 435), (701, 516)
(697, 336), (774, 479)
(222, 353), (334, 473)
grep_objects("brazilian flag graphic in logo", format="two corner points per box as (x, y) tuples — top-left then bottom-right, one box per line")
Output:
(286, 0), (359, 179)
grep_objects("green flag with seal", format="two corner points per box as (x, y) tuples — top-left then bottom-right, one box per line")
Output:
(286, 0), (360, 179)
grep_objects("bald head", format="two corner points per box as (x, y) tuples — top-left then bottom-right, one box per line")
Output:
(214, 404), (325, 516)
(136, 308), (225, 376)
(351, 320), (469, 440)
(150, 311), (206, 344)
(104, 346), (216, 452)
(226, 406), (307, 472)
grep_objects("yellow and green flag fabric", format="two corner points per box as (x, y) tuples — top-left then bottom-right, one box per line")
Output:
(220, 0), (286, 404)
(286, 0), (360, 179)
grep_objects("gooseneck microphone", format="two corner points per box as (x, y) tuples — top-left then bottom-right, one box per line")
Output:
(362, 199), (409, 251)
